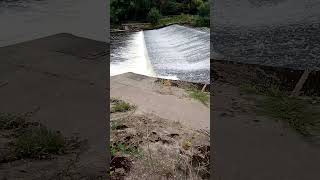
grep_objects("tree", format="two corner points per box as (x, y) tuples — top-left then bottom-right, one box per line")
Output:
(147, 8), (162, 25)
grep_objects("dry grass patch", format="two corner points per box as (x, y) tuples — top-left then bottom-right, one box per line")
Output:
(110, 113), (210, 180)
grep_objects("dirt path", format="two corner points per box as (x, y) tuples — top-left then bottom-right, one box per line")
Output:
(213, 81), (320, 180)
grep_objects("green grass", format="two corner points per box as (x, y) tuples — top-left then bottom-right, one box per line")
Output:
(258, 95), (320, 136)
(157, 14), (196, 27)
(239, 83), (261, 95)
(240, 83), (320, 136)
(187, 88), (210, 106)
(240, 83), (285, 97)
(14, 127), (66, 159)
(111, 98), (135, 113)
(111, 143), (143, 158)
(242, 84), (320, 136)
(153, 14), (209, 28)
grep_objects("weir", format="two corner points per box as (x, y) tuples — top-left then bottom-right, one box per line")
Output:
(111, 25), (210, 84)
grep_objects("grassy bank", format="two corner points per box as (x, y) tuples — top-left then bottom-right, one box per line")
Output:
(111, 14), (209, 31)
(240, 84), (320, 137)
(155, 14), (209, 28)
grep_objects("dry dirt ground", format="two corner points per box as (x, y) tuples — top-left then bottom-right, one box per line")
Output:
(110, 75), (210, 180)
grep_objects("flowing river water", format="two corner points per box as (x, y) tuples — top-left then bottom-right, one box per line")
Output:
(111, 25), (210, 84)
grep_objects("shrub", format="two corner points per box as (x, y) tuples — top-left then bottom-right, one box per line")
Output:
(14, 127), (65, 159)
(198, 2), (209, 17)
(147, 8), (162, 25)
(195, 16), (210, 27)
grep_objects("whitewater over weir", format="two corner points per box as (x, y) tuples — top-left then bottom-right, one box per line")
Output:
(110, 25), (210, 84)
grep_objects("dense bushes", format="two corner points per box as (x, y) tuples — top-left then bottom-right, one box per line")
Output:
(111, 0), (210, 25)
(196, 2), (210, 27)
(147, 8), (161, 25)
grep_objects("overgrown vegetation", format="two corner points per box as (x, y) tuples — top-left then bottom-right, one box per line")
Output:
(111, 0), (209, 27)
(147, 7), (162, 25)
(258, 95), (320, 136)
(240, 83), (320, 137)
(111, 143), (143, 158)
(0, 112), (71, 163)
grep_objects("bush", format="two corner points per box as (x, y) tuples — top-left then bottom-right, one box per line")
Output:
(198, 2), (209, 17)
(195, 16), (210, 27)
(14, 127), (66, 159)
(147, 8), (162, 25)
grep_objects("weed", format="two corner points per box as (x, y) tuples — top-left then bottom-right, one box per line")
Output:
(187, 88), (209, 106)
(240, 83), (285, 97)
(111, 99), (135, 113)
(258, 95), (320, 136)
(155, 14), (199, 28)
(111, 143), (143, 158)
(239, 83), (260, 94)
(14, 127), (66, 159)
(111, 121), (127, 130)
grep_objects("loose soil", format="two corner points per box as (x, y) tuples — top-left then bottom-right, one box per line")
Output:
(110, 100), (210, 180)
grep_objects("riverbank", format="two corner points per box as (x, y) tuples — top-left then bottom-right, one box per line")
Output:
(213, 60), (320, 180)
(111, 14), (209, 32)
(110, 73), (210, 179)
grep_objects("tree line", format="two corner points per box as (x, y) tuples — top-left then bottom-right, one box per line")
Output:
(111, 0), (210, 25)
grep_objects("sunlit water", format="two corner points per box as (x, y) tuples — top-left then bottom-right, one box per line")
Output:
(111, 25), (210, 83)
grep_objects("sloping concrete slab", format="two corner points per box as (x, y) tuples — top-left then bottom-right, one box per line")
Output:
(110, 73), (210, 131)
(0, 34), (108, 177)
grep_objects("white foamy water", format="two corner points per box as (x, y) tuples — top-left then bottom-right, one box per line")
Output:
(111, 25), (210, 83)
(110, 31), (155, 77)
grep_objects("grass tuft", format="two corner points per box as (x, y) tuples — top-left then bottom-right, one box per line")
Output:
(14, 127), (66, 159)
(187, 88), (210, 106)
(111, 99), (135, 113)
(257, 92), (320, 137)
(111, 143), (143, 158)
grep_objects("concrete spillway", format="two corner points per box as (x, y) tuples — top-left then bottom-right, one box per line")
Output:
(111, 25), (210, 84)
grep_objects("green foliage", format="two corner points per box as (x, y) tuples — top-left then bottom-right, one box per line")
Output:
(111, 98), (135, 113)
(111, 143), (143, 158)
(241, 83), (320, 137)
(14, 127), (66, 159)
(195, 16), (210, 27)
(187, 88), (210, 106)
(258, 95), (320, 136)
(111, 0), (209, 24)
(147, 8), (162, 25)
(198, 1), (209, 17)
